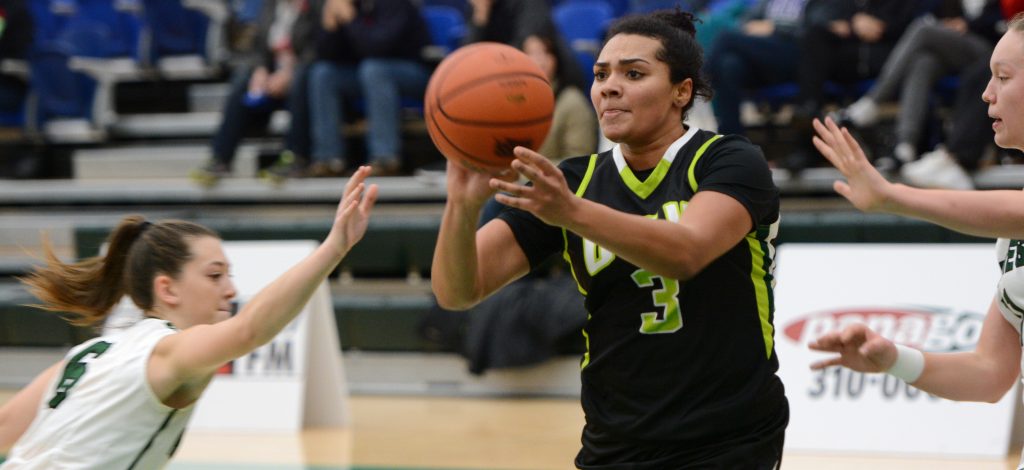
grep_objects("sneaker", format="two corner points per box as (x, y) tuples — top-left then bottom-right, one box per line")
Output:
(190, 161), (231, 187)
(873, 143), (916, 173)
(369, 159), (402, 176)
(307, 159), (346, 178)
(900, 147), (974, 190)
(830, 97), (879, 128)
(260, 151), (307, 183)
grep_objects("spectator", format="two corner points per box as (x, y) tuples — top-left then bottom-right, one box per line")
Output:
(297, 0), (431, 178)
(464, 0), (554, 47)
(190, 0), (319, 186)
(706, 0), (809, 135)
(783, 0), (919, 174)
(899, 56), (995, 189)
(0, 0), (32, 116)
(832, 0), (1004, 173)
(523, 29), (597, 162)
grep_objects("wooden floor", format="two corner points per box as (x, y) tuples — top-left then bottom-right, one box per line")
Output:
(2, 391), (1020, 469)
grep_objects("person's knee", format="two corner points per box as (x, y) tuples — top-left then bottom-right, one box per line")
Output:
(358, 60), (391, 85)
(309, 63), (337, 90)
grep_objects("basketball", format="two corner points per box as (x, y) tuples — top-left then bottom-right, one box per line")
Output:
(424, 42), (555, 175)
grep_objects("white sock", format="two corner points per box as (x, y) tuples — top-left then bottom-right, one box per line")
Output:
(847, 98), (879, 127)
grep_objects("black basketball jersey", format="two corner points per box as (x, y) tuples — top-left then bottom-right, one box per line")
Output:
(498, 127), (788, 446)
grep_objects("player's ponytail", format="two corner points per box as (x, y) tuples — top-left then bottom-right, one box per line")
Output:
(21, 216), (218, 326)
(604, 7), (713, 120)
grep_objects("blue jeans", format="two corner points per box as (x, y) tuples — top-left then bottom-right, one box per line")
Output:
(309, 58), (429, 165)
(706, 30), (800, 135)
(361, 59), (430, 164)
(309, 61), (360, 164)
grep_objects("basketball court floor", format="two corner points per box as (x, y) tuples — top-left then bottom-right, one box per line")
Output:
(1, 391), (1020, 469)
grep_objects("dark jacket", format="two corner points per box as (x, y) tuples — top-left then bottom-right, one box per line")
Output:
(935, 0), (1006, 44)
(464, 0), (554, 47)
(0, 0), (33, 61)
(316, 0), (430, 64)
(803, 0), (919, 43)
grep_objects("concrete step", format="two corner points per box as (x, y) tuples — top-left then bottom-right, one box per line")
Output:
(72, 142), (262, 179)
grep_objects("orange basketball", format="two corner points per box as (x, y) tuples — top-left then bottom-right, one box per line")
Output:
(424, 42), (555, 175)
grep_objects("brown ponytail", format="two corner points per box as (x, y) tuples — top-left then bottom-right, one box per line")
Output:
(21, 215), (218, 326)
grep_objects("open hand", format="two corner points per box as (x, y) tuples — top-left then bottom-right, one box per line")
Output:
(329, 166), (378, 253)
(490, 147), (577, 227)
(808, 323), (897, 373)
(812, 117), (894, 212)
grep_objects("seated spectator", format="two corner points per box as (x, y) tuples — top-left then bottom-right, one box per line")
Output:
(522, 28), (597, 162)
(191, 0), (318, 186)
(298, 0), (431, 177)
(464, 0), (554, 47)
(0, 0), (32, 116)
(706, 0), (809, 136)
(900, 55), (1000, 189)
(832, 0), (1003, 171)
(783, 0), (918, 174)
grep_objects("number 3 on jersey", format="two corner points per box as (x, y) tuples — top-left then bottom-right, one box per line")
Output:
(632, 269), (682, 334)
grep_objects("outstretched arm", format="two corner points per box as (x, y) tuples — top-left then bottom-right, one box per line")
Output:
(0, 361), (62, 452)
(813, 117), (1024, 239)
(491, 147), (753, 281)
(149, 167), (378, 398)
(809, 298), (1021, 403)
(431, 161), (529, 310)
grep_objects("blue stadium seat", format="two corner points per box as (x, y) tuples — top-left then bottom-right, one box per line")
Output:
(27, 0), (77, 50)
(28, 48), (96, 123)
(422, 4), (467, 56)
(553, 0), (613, 88)
(138, 0), (210, 65)
(63, 0), (144, 58)
(422, 0), (467, 15)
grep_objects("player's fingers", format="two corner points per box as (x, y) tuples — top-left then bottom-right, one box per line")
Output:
(810, 357), (844, 370)
(360, 184), (379, 213)
(808, 333), (841, 351)
(833, 181), (852, 199)
(494, 192), (524, 208)
(345, 166), (371, 197)
(811, 136), (841, 168)
(511, 158), (542, 182)
(513, 146), (554, 171)
(840, 127), (869, 162)
(839, 324), (868, 346)
(490, 179), (531, 198)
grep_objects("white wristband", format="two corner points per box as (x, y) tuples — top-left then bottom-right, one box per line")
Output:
(887, 344), (925, 383)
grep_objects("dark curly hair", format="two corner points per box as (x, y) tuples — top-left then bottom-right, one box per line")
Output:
(604, 8), (713, 120)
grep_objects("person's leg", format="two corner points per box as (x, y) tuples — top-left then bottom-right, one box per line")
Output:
(893, 53), (943, 159)
(863, 18), (933, 103)
(285, 62), (311, 160)
(796, 24), (843, 115)
(709, 31), (799, 135)
(309, 61), (359, 172)
(947, 57), (994, 171)
(707, 32), (748, 136)
(358, 58), (429, 172)
(210, 65), (259, 169)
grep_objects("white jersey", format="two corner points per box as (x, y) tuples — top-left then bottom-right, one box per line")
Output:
(2, 318), (194, 469)
(994, 238), (1024, 470)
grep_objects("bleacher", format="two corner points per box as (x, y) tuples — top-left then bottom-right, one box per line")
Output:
(5, 0), (1024, 397)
